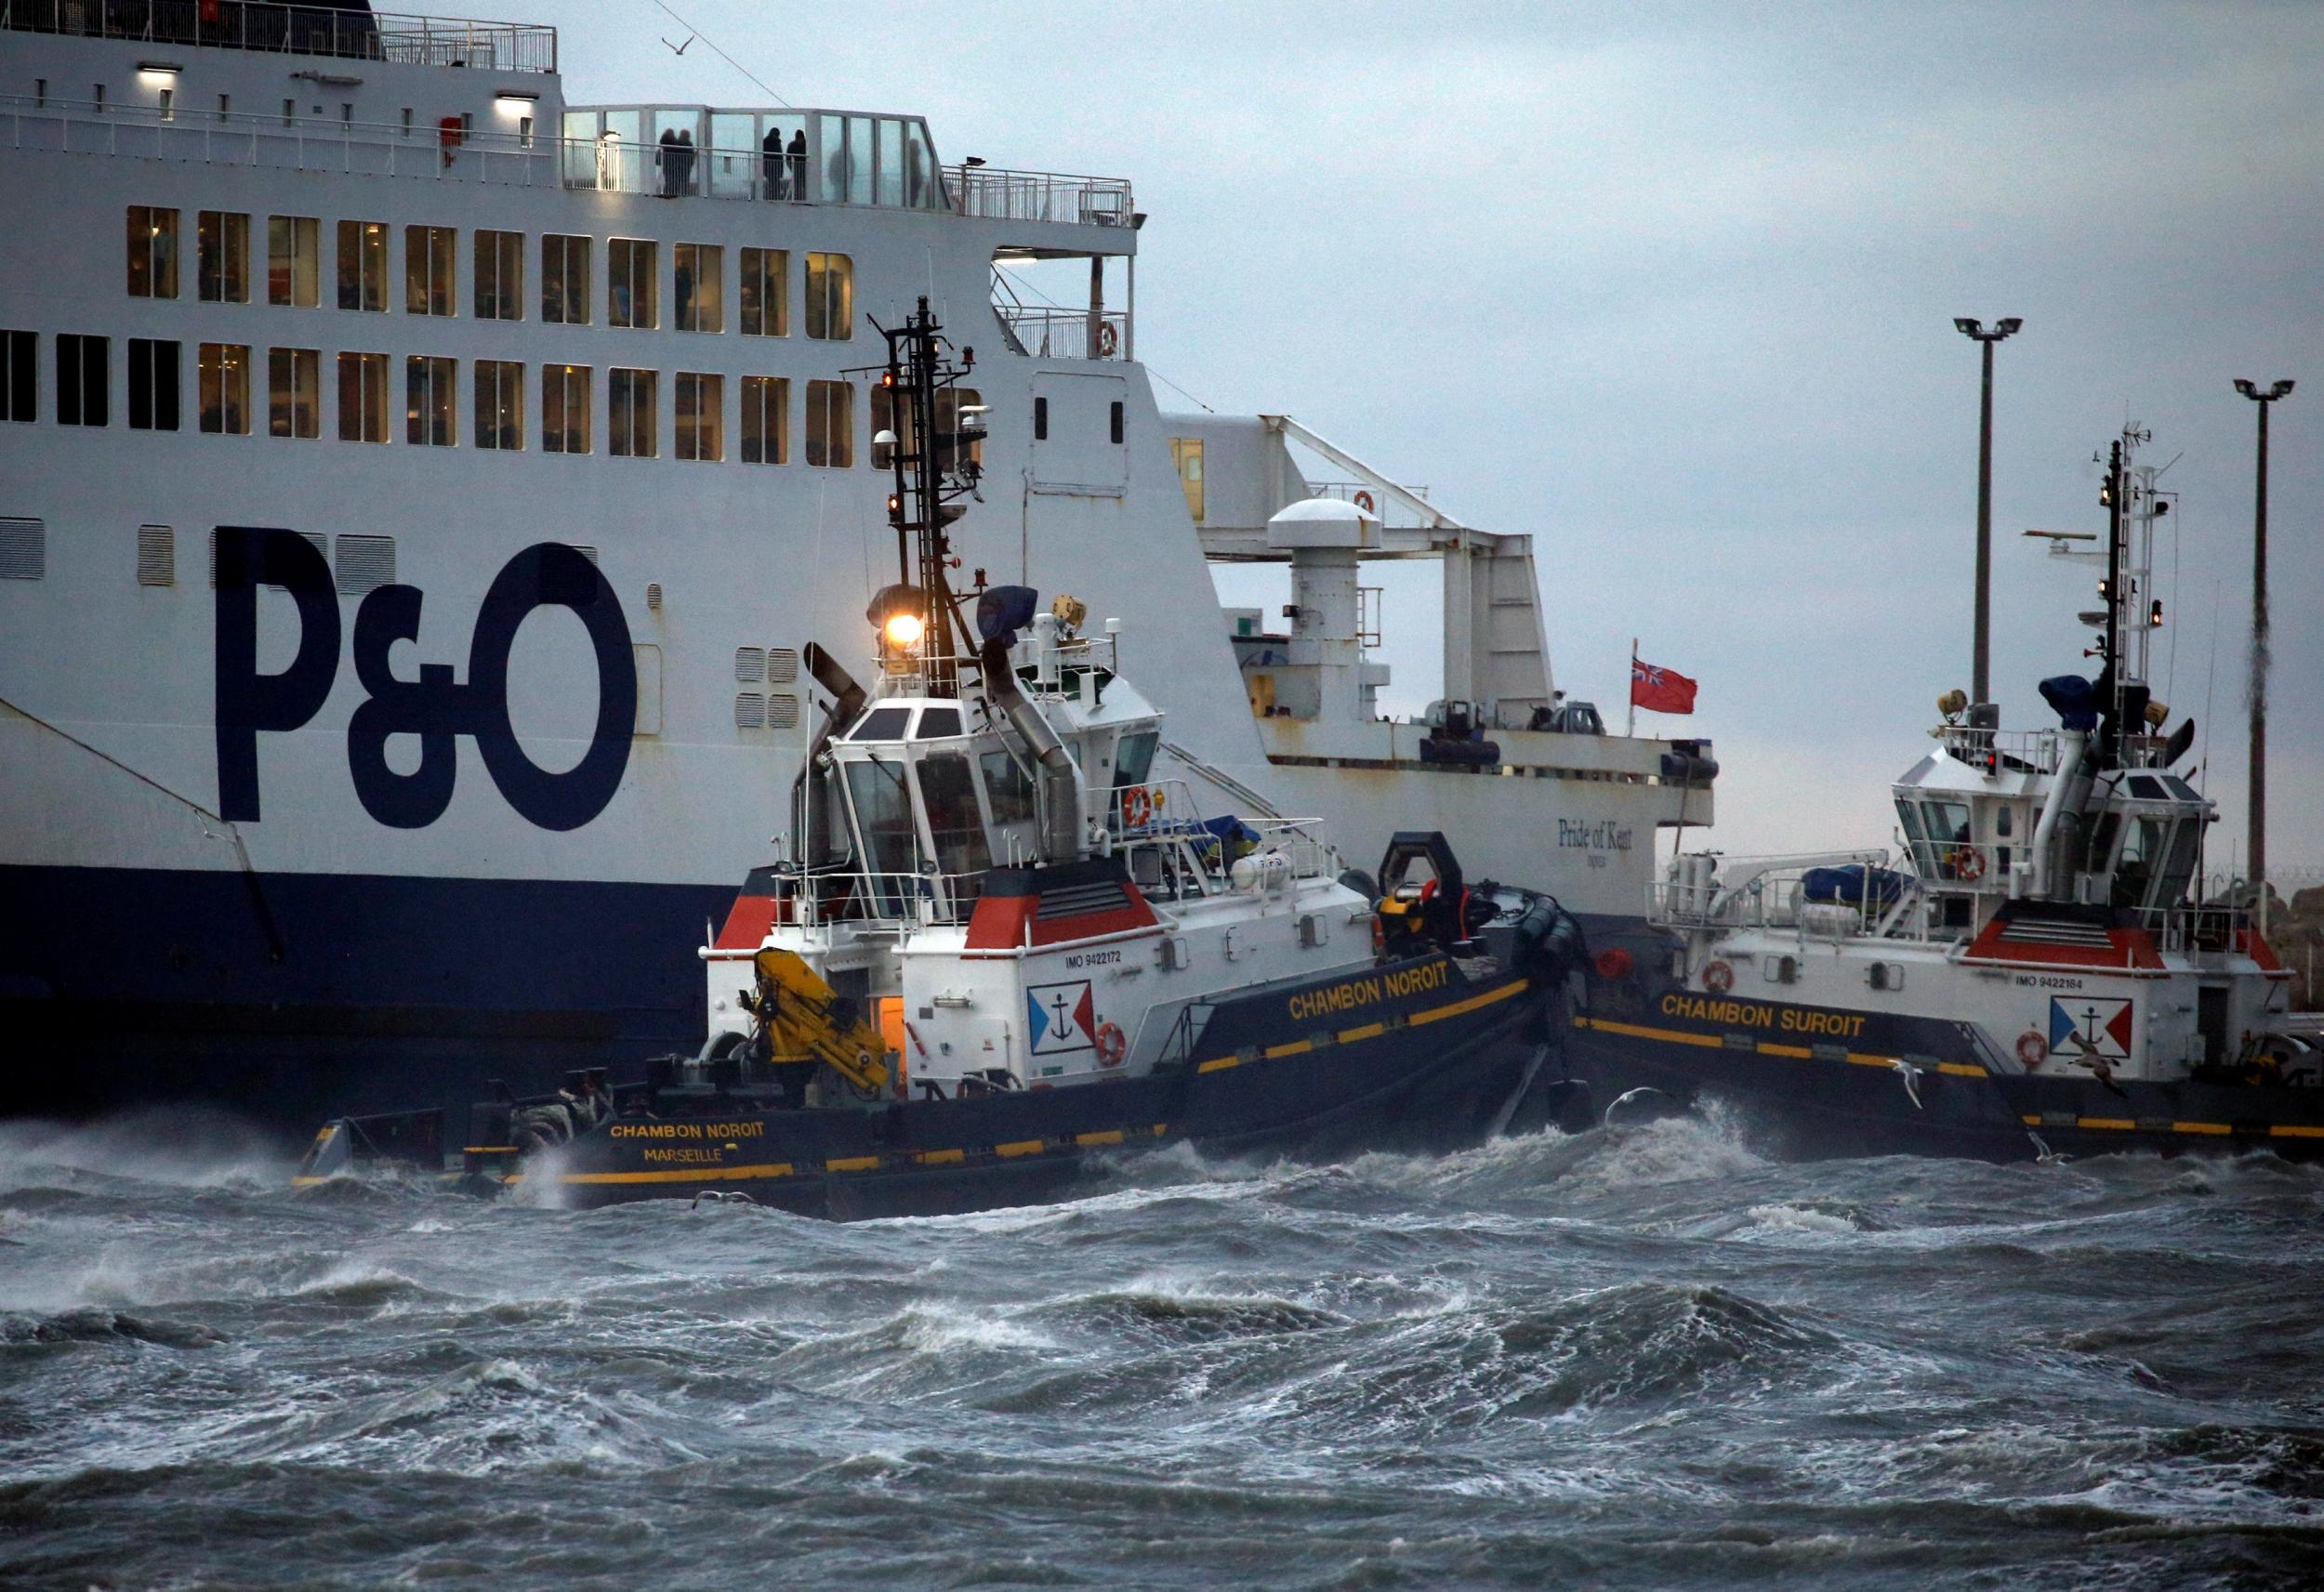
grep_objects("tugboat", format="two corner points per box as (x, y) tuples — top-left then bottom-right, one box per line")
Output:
(299, 303), (1587, 1215)
(1568, 426), (2322, 1162)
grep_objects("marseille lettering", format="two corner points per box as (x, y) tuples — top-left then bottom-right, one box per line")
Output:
(213, 528), (635, 831)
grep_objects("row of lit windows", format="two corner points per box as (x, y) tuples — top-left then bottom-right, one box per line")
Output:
(2, 330), (979, 468)
(125, 207), (852, 337)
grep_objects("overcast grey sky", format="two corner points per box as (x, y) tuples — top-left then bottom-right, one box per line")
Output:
(545, 0), (2322, 869)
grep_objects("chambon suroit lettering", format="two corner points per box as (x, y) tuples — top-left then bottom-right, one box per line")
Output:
(214, 528), (635, 831)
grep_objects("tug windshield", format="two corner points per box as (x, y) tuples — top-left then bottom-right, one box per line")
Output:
(845, 757), (918, 882)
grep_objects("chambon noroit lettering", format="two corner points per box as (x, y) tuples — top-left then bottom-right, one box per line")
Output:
(214, 528), (635, 831)
(1287, 958), (1452, 1023)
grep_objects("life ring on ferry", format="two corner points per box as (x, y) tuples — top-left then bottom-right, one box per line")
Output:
(1096, 322), (1119, 357)
(1954, 849), (1987, 883)
(1094, 1021), (1127, 1068)
(1702, 960), (1736, 994)
(1353, 490), (1376, 515)
(2015, 1030), (2048, 1071)
(1121, 785), (1154, 830)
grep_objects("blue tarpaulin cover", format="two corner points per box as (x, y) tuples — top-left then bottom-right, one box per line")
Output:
(1802, 865), (1908, 908)
(2039, 674), (2100, 731)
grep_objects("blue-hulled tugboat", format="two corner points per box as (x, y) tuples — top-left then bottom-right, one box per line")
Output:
(299, 301), (1586, 1215)
(1566, 426), (2321, 1161)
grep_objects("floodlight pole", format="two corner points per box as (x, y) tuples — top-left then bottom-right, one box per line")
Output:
(1955, 318), (2021, 705)
(2234, 376), (2294, 892)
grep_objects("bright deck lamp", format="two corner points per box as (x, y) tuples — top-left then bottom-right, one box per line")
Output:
(882, 611), (925, 649)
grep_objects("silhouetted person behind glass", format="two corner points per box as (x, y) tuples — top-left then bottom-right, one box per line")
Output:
(674, 128), (695, 194)
(787, 129), (808, 199)
(657, 126), (680, 196)
(762, 125), (786, 198)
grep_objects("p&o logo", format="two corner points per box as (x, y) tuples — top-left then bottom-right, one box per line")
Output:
(214, 527), (636, 831)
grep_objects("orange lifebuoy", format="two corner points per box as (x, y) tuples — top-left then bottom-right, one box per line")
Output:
(1956, 849), (1987, 883)
(1094, 1020), (1127, 1067)
(1353, 490), (1376, 515)
(1703, 959), (1735, 994)
(1593, 947), (1635, 981)
(1121, 785), (1154, 829)
(2015, 1030), (2047, 1071)
(1096, 322), (1119, 357)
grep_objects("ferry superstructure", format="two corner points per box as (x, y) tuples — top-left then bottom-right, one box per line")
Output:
(0, 1), (1707, 1125)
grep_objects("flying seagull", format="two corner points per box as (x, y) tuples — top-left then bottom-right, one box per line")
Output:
(662, 33), (693, 54)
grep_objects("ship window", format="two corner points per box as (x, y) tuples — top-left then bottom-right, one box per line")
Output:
(57, 334), (108, 428)
(875, 117), (906, 207)
(199, 343), (249, 434)
(870, 384), (913, 469)
(127, 338), (179, 431)
(475, 360), (523, 450)
(676, 372), (722, 462)
(337, 351), (389, 442)
(844, 757), (918, 883)
(1033, 395), (1048, 441)
(935, 387), (984, 468)
(267, 216), (319, 308)
(126, 206), (178, 299)
(404, 225), (455, 317)
(337, 219), (387, 311)
(803, 252), (852, 340)
(1995, 803), (2014, 837)
(918, 754), (992, 884)
(1169, 437), (1204, 520)
(198, 211), (248, 303)
(1115, 730), (1157, 788)
(2113, 814), (2172, 907)
(2126, 775), (2167, 801)
(739, 247), (787, 336)
(403, 354), (454, 446)
(805, 378), (852, 467)
(918, 706), (962, 740)
(269, 347), (320, 440)
(542, 234), (589, 324)
(2, 330), (33, 423)
(609, 238), (656, 328)
(2164, 775), (2200, 801)
(1109, 400), (1124, 444)
(2155, 819), (2200, 908)
(474, 230), (523, 321)
(852, 706), (912, 741)
(544, 363), (591, 454)
(674, 243), (722, 333)
(741, 375), (787, 464)
(608, 366), (656, 457)
(848, 115), (875, 205)
(981, 749), (1037, 829)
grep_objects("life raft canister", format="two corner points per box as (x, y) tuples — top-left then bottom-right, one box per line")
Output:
(1094, 1021), (1127, 1067)
(1702, 959), (1736, 994)
(2015, 1030), (2047, 1070)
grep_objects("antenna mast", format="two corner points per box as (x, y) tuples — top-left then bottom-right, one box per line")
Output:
(865, 298), (984, 695)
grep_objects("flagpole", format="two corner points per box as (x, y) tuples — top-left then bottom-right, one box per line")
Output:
(1627, 638), (1637, 739)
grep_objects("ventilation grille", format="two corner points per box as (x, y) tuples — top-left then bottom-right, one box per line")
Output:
(136, 523), (175, 586)
(734, 646), (765, 683)
(334, 533), (396, 596)
(766, 647), (799, 684)
(734, 691), (765, 730)
(0, 518), (43, 581)
(766, 692), (798, 729)
(209, 529), (326, 588)
(571, 545), (600, 565)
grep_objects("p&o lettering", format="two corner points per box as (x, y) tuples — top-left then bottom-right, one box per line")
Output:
(214, 529), (635, 831)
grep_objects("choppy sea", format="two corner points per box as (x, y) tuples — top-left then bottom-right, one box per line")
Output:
(4, 1108), (2322, 1590)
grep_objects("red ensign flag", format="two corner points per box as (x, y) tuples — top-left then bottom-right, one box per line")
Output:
(1631, 657), (1697, 715)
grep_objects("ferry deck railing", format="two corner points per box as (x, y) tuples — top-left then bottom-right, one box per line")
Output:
(996, 305), (1129, 362)
(0, 0), (556, 72)
(945, 164), (1132, 227)
(0, 95), (1131, 226)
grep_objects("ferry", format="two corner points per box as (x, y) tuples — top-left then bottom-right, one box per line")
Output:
(1565, 428), (2324, 1161)
(298, 303), (1591, 1216)
(0, 0), (1707, 1130)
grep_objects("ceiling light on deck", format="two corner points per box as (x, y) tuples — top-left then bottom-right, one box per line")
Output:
(882, 612), (925, 650)
(138, 60), (182, 77)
